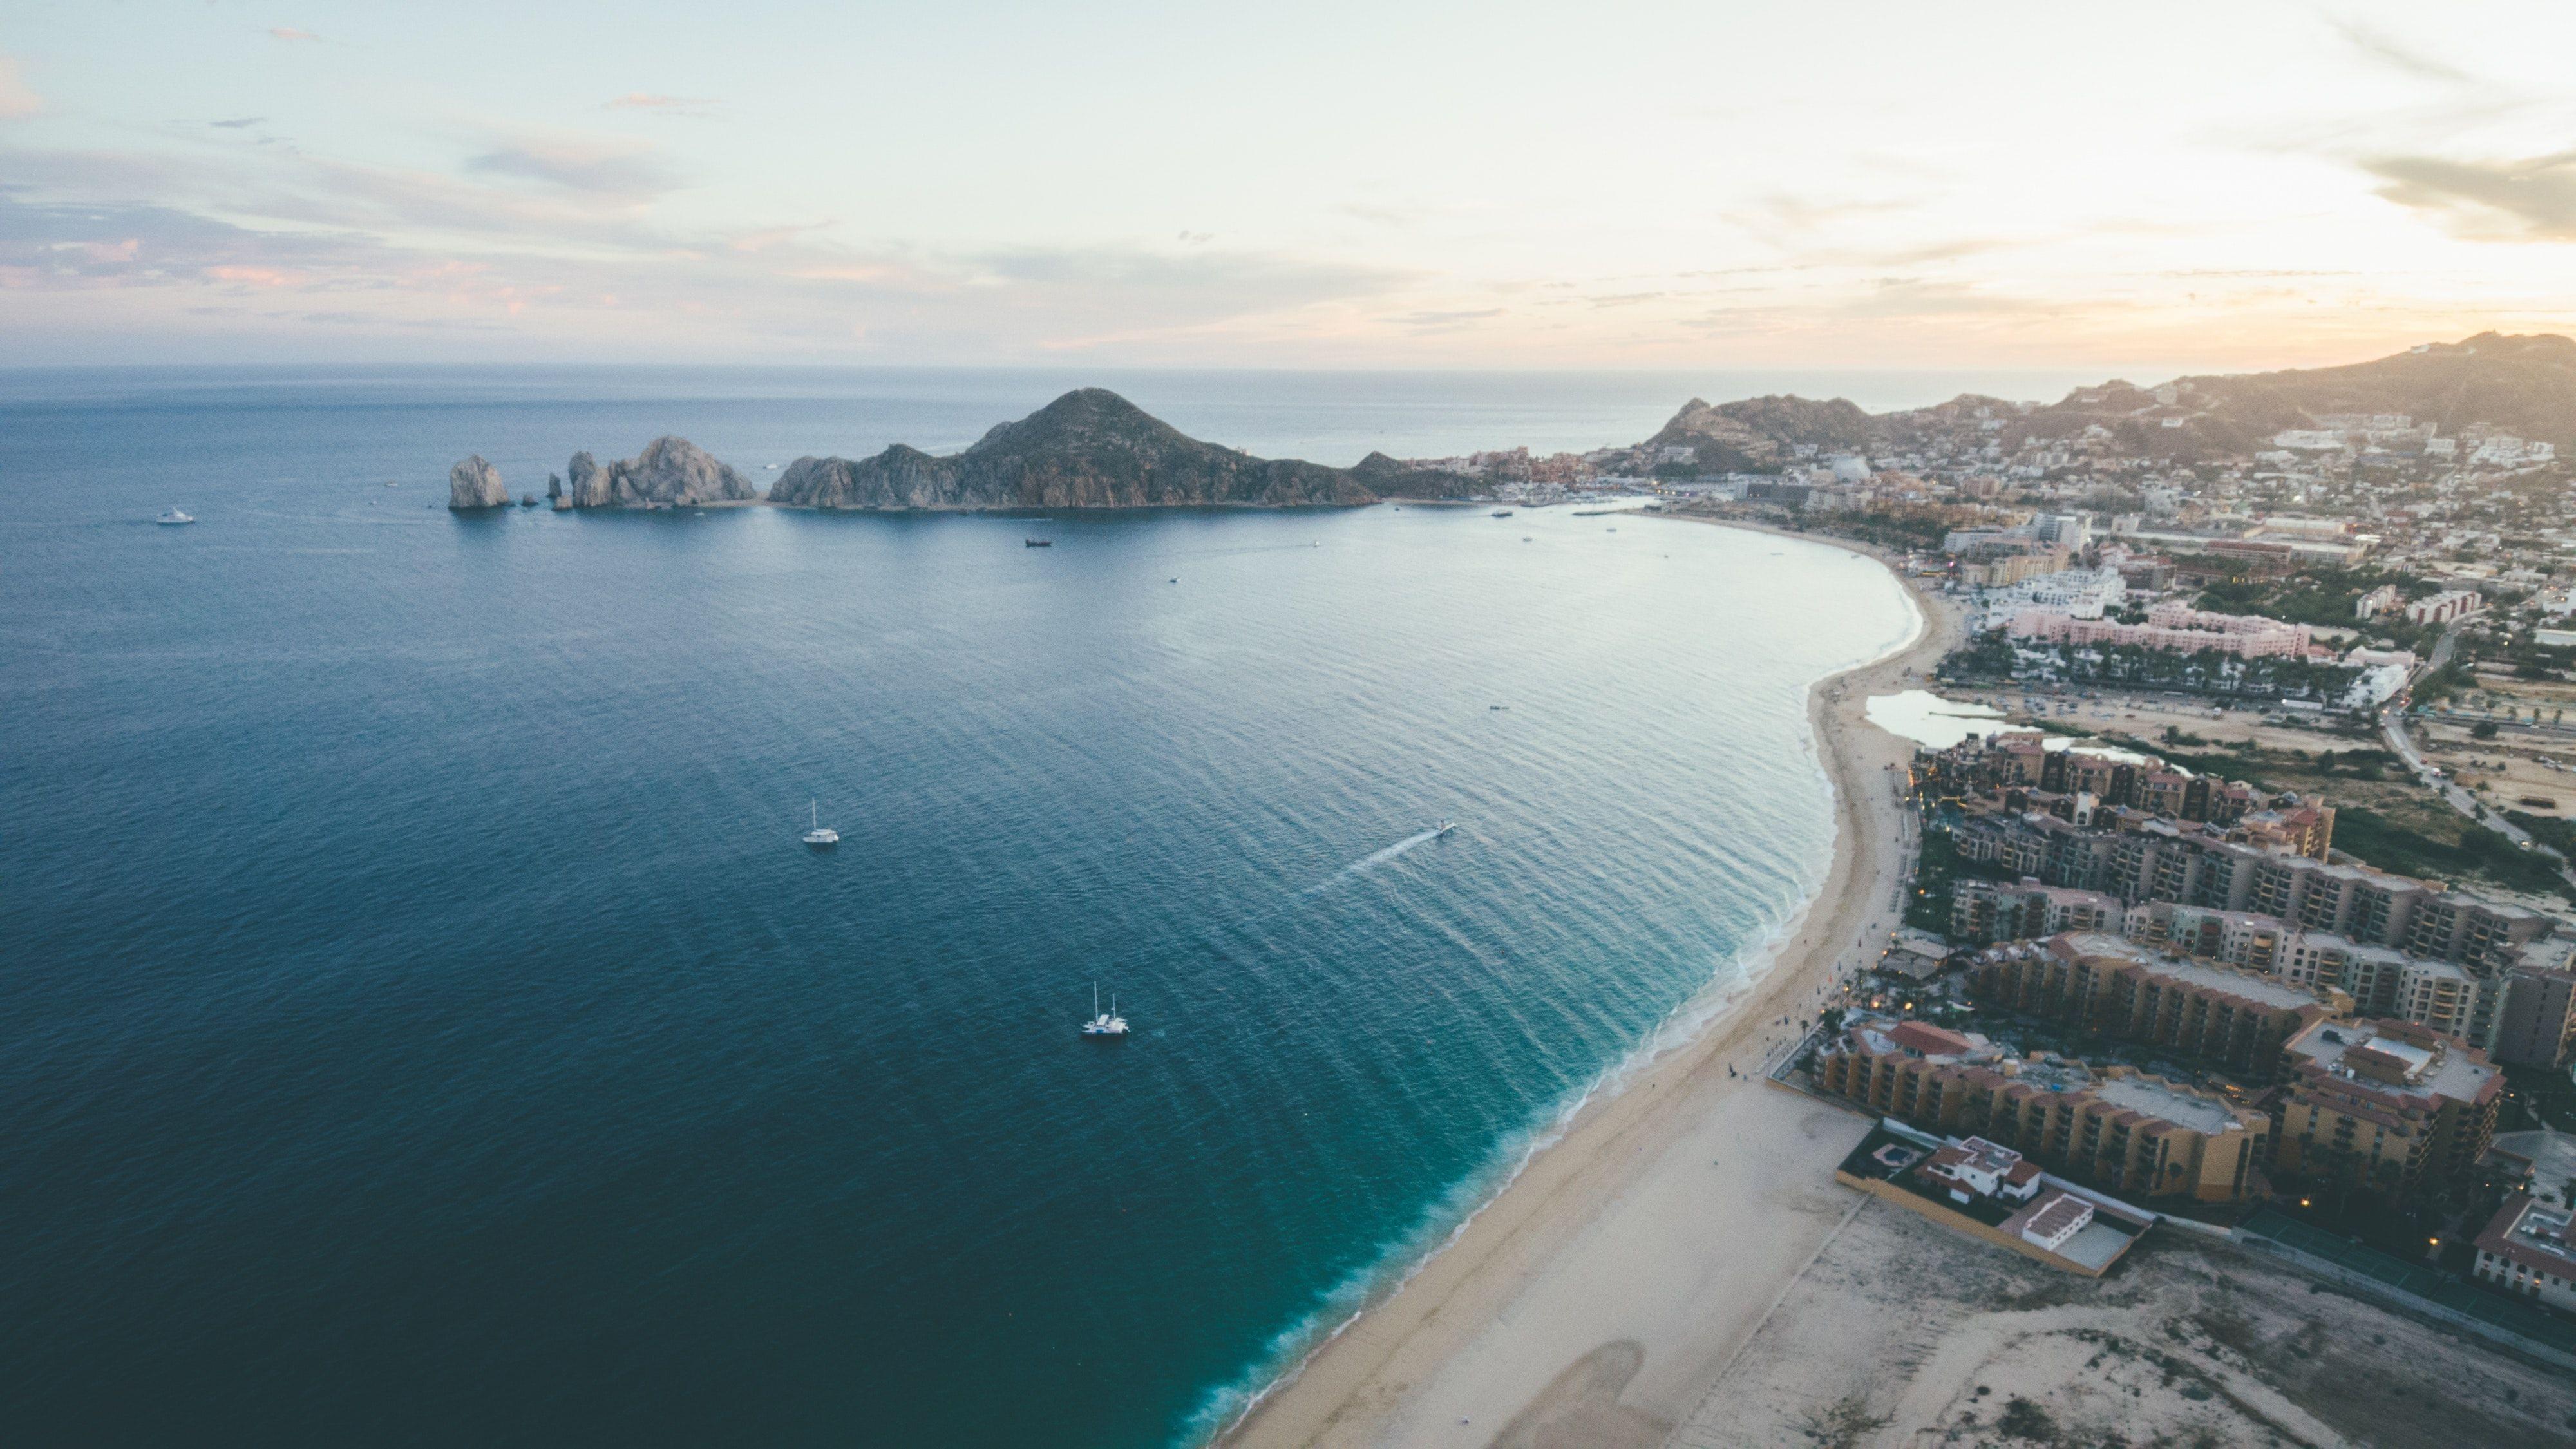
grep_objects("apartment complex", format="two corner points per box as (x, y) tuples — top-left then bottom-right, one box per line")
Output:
(1964, 933), (2334, 1077)
(1950, 879), (2121, 945)
(1814, 1018), (2271, 1202)
(2275, 1019), (2503, 1195)
(1962, 902), (2575, 1066)
(2009, 600), (2315, 659)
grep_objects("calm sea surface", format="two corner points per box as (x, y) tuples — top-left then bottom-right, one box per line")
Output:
(0, 368), (1915, 1447)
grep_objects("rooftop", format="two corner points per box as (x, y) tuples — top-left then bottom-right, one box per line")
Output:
(2286, 1021), (2500, 1106)
(2479, 1194), (2576, 1280)
(2091, 1074), (2242, 1136)
(2054, 933), (2323, 1011)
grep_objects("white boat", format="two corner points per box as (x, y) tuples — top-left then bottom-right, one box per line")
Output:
(1081, 982), (1129, 1037)
(801, 799), (839, 846)
(156, 509), (194, 526)
(1433, 819), (1456, 837)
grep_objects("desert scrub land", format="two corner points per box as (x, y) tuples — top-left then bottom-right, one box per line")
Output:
(1667, 1194), (2574, 1449)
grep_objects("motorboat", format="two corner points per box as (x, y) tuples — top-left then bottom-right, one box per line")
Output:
(1433, 820), (1456, 837)
(156, 509), (194, 525)
(1081, 983), (1129, 1037)
(1492, 509), (1514, 518)
(801, 799), (839, 846)
(1025, 538), (1053, 547)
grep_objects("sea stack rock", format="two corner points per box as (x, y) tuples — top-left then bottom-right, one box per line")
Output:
(560, 439), (755, 508)
(447, 455), (509, 509)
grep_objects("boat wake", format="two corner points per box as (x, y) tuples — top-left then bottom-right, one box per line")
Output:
(1304, 828), (1443, 895)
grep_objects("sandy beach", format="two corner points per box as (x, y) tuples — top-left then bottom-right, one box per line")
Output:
(1222, 524), (1962, 1449)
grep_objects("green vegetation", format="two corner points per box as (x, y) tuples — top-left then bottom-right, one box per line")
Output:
(2331, 806), (2574, 902)
(1906, 828), (2006, 934)
(1831, 508), (1956, 552)
(1991, 641), (2360, 702)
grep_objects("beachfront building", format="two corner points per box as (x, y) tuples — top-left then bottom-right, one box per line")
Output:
(1965, 933), (2336, 1078)
(2472, 1195), (2576, 1312)
(1951, 879), (2121, 946)
(2275, 1019), (2503, 1198)
(2007, 601), (2315, 659)
(1815, 1019), (2273, 1202)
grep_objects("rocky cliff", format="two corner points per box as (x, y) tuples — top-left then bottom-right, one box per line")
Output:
(448, 455), (509, 509)
(562, 437), (757, 507)
(768, 389), (1376, 509)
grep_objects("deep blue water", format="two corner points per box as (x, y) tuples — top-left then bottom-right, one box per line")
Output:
(0, 368), (1914, 1447)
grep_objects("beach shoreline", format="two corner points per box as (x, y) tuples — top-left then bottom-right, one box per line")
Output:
(1219, 522), (1962, 1449)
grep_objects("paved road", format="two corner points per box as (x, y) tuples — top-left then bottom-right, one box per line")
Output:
(2378, 623), (2576, 890)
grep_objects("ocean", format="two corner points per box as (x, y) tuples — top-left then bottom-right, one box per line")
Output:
(0, 367), (1918, 1447)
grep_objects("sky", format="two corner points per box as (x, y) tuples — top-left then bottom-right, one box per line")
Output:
(6, 1), (2576, 374)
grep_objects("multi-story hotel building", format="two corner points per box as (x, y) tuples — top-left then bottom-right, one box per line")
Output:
(2275, 1019), (2502, 1197)
(1814, 1019), (2271, 1202)
(1965, 933), (2334, 1077)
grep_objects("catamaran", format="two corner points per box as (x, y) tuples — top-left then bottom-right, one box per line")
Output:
(801, 799), (839, 847)
(1081, 983), (1128, 1037)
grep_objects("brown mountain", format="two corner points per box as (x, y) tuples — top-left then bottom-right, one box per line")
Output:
(1633, 332), (2576, 468)
(768, 389), (1381, 509)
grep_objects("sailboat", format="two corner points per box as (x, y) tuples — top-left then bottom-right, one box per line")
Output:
(1081, 982), (1129, 1037)
(801, 799), (839, 847)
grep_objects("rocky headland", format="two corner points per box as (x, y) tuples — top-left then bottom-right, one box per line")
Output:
(562, 437), (759, 508)
(768, 388), (1443, 509)
(448, 455), (509, 509)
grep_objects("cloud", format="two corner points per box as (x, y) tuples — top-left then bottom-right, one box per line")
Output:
(463, 135), (677, 201)
(0, 55), (40, 119)
(1395, 307), (1504, 332)
(603, 93), (719, 116)
(2329, 19), (2471, 85)
(2364, 149), (2576, 240)
(269, 27), (321, 43)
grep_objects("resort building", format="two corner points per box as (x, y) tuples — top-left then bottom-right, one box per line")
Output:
(1951, 879), (2122, 946)
(2121, 901), (2287, 972)
(2275, 1019), (2503, 1197)
(1814, 1015), (2273, 1202)
(2007, 601), (2314, 659)
(2492, 966), (2576, 1070)
(2472, 1194), (2576, 1312)
(1965, 933), (2334, 1077)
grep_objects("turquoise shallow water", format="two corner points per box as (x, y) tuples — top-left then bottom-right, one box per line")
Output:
(0, 368), (1914, 1447)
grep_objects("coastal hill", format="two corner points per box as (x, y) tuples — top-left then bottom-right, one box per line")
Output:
(1634, 332), (2576, 471)
(769, 388), (1425, 509)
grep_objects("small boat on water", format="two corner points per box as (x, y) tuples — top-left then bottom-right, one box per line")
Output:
(1491, 509), (1514, 518)
(801, 799), (839, 847)
(1081, 983), (1129, 1038)
(156, 509), (194, 526)
(1025, 538), (1052, 547)
(1432, 819), (1456, 837)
